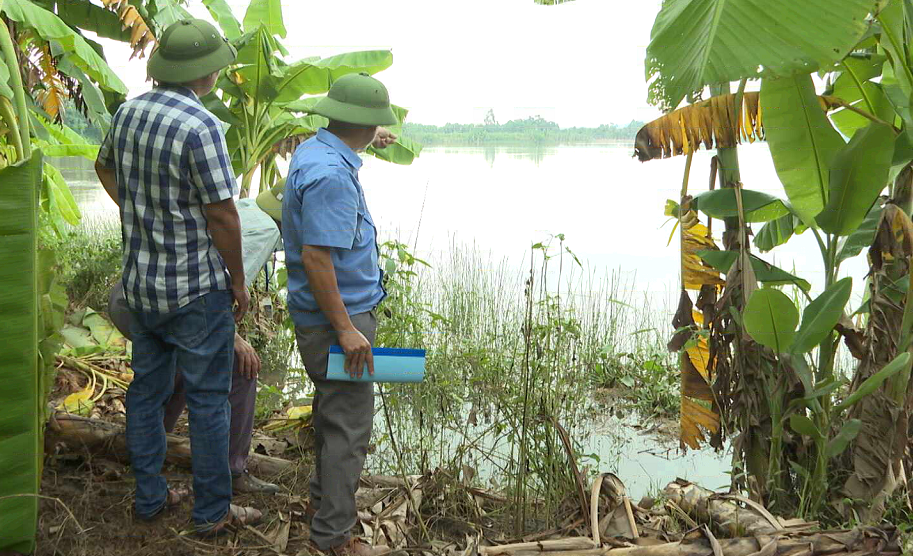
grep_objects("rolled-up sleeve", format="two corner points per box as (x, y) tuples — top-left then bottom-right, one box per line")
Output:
(188, 120), (238, 204)
(299, 170), (360, 249)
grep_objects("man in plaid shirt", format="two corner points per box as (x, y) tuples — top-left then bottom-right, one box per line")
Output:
(95, 19), (260, 535)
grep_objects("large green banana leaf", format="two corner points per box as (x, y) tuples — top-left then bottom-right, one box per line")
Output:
(366, 104), (423, 165)
(876, 0), (913, 96)
(754, 213), (807, 252)
(0, 153), (43, 555)
(271, 51), (394, 103)
(51, 0), (131, 42)
(817, 121), (894, 236)
(233, 28), (282, 101)
(830, 55), (888, 102)
(147, 0), (192, 31)
(761, 73), (845, 226)
(1, 0), (127, 94)
(698, 249), (812, 291)
(234, 43), (393, 105)
(830, 81), (890, 138)
(243, 0), (286, 38)
(646, 0), (878, 111)
(203, 0), (242, 40)
(43, 162), (82, 232)
(368, 134), (423, 165)
(33, 116), (100, 160)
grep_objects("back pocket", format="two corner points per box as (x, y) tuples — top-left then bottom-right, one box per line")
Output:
(167, 296), (209, 348)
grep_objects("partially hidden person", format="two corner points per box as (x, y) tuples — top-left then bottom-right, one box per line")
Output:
(283, 72), (398, 556)
(94, 18), (260, 535)
(109, 282), (278, 493)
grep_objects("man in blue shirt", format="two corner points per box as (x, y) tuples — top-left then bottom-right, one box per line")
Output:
(283, 73), (398, 556)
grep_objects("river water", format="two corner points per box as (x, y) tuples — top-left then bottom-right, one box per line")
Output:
(62, 142), (873, 500)
(63, 142), (870, 298)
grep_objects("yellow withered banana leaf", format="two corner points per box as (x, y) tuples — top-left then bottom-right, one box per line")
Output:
(59, 385), (95, 416)
(35, 44), (66, 121)
(685, 336), (711, 382)
(100, 0), (156, 59)
(682, 223), (724, 290)
(682, 351), (713, 401)
(680, 397), (721, 451)
(680, 325), (719, 450)
(635, 92), (844, 162)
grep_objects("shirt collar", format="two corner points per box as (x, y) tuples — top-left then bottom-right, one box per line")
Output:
(154, 85), (202, 105)
(316, 128), (363, 171)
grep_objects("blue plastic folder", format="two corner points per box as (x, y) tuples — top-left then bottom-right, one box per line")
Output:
(326, 345), (426, 383)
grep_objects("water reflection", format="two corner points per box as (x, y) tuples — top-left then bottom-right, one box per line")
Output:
(459, 145), (558, 168)
(365, 397), (730, 502)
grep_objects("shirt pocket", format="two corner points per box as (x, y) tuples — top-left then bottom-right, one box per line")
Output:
(354, 207), (366, 244)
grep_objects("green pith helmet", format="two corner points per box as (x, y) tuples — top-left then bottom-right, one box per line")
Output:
(148, 19), (237, 83)
(255, 178), (286, 223)
(314, 73), (398, 127)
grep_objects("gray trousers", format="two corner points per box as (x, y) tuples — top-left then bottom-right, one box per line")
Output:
(295, 311), (376, 550)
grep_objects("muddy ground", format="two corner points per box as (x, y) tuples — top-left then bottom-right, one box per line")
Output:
(36, 452), (317, 556)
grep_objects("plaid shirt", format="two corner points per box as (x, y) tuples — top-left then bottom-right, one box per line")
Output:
(98, 86), (238, 314)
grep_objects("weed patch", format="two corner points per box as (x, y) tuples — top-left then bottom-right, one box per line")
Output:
(43, 217), (121, 311)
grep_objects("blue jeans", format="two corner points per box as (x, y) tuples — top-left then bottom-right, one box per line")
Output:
(126, 290), (234, 527)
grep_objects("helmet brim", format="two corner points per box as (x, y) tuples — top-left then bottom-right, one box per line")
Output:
(148, 40), (237, 84)
(255, 180), (285, 223)
(313, 96), (398, 127)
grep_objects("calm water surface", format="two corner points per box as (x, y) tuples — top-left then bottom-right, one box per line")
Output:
(64, 143), (869, 298)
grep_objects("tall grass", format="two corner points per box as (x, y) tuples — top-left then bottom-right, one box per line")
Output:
(49, 217), (680, 532)
(372, 236), (677, 533)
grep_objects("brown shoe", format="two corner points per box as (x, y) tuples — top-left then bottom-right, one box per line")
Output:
(135, 486), (190, 523)
(195, 504), (263, 538)
(326, 538), (391, 556)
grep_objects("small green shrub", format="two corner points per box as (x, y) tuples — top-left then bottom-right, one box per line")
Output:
(45, 217), (122, 311)
(590, 348), (679, 416)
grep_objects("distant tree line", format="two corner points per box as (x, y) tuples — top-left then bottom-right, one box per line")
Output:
(403, 112), (644, 146)
(59, 105), (643, 149)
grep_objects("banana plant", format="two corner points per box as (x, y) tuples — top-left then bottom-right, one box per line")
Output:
(739, 278), (909, 516)
(0, 0), (139, 132)
(199, 0), (422, 197)
(18, 0), (197, 128)
(0, 0), (118, 549)
(638, 0), (913, 517)
(0, 4), (41, 551)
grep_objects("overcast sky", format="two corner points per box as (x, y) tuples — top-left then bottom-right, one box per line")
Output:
(95, 0), (664, 127)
